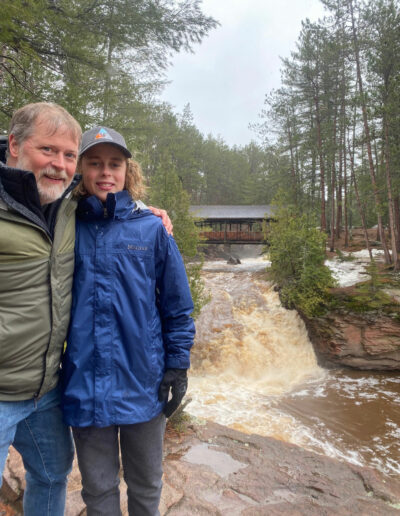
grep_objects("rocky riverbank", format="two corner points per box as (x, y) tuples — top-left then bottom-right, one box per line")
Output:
(1, 418), (400, 515)
(300, 283), (400, 370)
(295, 229), (400, 370)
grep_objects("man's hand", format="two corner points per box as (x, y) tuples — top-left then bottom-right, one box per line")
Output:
(148, 206), (173, 235)
(158, 369), (188, 418)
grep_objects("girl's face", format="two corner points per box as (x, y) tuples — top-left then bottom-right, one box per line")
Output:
(81, 143), (127, 202)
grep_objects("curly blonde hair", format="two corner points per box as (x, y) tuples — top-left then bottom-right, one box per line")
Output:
(74, 156), (147, 200)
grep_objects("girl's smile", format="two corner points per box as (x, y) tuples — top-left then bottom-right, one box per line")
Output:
(81, 143), (127, 202)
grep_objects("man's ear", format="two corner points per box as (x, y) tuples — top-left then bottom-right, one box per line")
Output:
(8, 134), (19, 162)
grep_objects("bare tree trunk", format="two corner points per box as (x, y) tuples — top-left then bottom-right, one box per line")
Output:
(287, 125), (297, 206)
(383, 116), (400, 269)
(394, 195), (400, 253)
(330, 163), (336, 251)
(336, 55), (346, 240)
(348, 139), (373, 260)
(330, 105), (338, 252)
(349, 0), (391, 264)
(310, 107), (317, 211)
(311, 146), (317, 211)
(336, 136), (343, 240)
(315, 95), (326, 232)
(343, 133), (349, 248)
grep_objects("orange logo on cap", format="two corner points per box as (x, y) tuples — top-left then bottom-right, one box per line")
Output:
(95, 128), (111, 140)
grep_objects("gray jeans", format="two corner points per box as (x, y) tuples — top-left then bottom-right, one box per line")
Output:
(72, 412), (166, 516)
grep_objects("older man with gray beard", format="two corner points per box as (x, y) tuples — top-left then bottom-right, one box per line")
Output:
(0, 102), (80, 516)
(0, 102), (171, 515)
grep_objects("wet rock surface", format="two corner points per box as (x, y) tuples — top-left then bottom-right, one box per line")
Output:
(2, 419), (400, 515)
(227, 255), (241, 265)
(302, 310), (400, 370)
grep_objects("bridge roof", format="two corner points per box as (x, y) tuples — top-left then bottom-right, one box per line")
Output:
(189, 205), (273, 220)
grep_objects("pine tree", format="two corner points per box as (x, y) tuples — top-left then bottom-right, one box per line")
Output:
(149, 156), (209, 318)
(0, 0), (218, 130)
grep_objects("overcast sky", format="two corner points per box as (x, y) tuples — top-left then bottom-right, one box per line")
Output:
(161, 0), (327, 147)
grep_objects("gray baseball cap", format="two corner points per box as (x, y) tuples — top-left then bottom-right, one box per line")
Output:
(80, 126), (132, 158)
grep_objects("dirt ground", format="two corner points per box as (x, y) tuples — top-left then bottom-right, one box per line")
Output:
(326, 226), (384, 258)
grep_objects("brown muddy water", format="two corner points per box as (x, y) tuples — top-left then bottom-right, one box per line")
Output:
(187, 254), (400, 477)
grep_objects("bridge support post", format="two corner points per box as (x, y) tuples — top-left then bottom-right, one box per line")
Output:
(223, 243), (231, 255)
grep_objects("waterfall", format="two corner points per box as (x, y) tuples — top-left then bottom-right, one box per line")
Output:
(188, 264), (324, 437)
(186, 256), (400, 476)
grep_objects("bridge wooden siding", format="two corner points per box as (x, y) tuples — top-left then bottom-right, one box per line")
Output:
(189, 205), (273, 244)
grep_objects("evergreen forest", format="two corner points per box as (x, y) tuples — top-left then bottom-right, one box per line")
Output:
(1, 0), (400, 275)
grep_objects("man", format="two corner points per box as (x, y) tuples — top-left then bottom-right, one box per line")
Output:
(0, 102), (176, 515)
(0, 103), (80, 516)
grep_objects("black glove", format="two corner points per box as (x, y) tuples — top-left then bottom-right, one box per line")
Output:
(158, 368), (188, 418)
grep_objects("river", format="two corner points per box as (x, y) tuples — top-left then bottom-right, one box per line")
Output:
(187, 248), (400, 477)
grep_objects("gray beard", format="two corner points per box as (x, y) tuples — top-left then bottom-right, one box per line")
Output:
(16, 156), (70, 204)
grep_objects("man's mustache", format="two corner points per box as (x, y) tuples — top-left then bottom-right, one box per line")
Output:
(37, 168), (68, 181)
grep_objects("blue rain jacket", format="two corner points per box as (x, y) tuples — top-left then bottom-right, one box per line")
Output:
(61, 191), (195, 427)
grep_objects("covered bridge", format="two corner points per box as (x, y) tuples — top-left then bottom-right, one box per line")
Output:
(189, 205), (274, 244)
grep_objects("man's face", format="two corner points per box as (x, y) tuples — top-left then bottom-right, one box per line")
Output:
(9, 120), (79, 205)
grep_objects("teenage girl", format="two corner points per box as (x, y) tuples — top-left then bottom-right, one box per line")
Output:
(61, 126), (194, 516)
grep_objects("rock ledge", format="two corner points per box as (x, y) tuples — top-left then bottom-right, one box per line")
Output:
(301, 309), (400, 370)
(2, 420), (400, 515)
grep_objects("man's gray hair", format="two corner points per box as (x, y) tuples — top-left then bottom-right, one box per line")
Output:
(8, 102), (82, 157)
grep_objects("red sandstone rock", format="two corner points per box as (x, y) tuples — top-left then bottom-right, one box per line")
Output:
(302, 310), (400, 370)
(2, 420), (400, 515)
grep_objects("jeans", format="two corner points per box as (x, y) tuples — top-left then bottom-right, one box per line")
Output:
(0, 386), (74, 516)
(73, 412), (166, 516)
